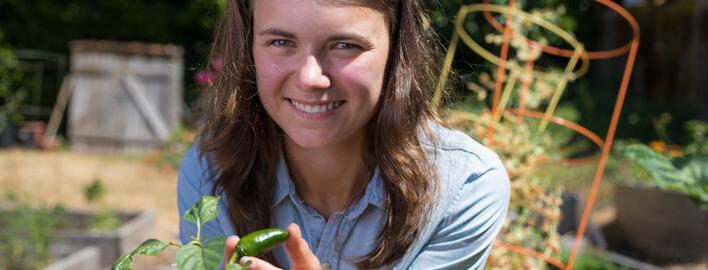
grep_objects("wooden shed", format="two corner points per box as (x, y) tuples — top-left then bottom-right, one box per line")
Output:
(68, 40), (183, 152)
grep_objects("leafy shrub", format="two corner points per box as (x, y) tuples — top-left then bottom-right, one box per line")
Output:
(0, 192), (64, 270)
(624, 144), (708, 209)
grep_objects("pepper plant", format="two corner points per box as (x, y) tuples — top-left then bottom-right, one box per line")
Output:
(112, 195), (288, 270)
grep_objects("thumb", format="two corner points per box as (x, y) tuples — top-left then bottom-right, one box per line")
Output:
(284, 223), (321, 269)
(223, 235), (239, 266)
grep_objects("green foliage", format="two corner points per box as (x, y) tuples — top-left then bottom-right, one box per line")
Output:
(0, 30), (26, 133)
(81, 178), (121, 232)
(174, 236), (226, 270)
(0, 0), (223, 51)
(83, 177), (106, 203)
(551, 249), (630, 270)
(91, 208), (121, 232)
(113, 238), (177, 270)
(183, 195), (220, 238)
(0, 0), (227, 106)
(0, 192), (64, 270)
(114, 195), (285, 270)
(683, 120), (708, 156)
(113, 195), (253, 270)
(624, 144), (708, 208)
(568, 78), (698, 145)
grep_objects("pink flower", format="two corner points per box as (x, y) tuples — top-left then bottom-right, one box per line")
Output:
(211, 57), (224, 71)
(194, 70), (216, 86)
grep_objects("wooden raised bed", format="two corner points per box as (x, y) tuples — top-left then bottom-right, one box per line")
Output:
(44, 245), (101, 270)
(53, 210), (155, 268)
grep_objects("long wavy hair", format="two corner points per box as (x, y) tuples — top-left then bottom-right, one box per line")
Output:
(199, 0), (443, 267)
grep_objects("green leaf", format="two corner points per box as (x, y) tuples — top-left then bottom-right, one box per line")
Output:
(176, 244), (205, 270)
(624, 144), (691, 186)
(111, 253), (133, 270)
(133, 239), (170, 256)
(111, 239), (171, 270)
(203, 236), (226, 270)
(184, 195), (221, 227)
(174, 236), (226, 270)
(625, 144), (708, 207)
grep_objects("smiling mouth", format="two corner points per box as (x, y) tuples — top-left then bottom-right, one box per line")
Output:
(287, 99), (345, 114)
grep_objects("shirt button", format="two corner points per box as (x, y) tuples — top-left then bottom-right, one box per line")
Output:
(322, 262), (331, 270)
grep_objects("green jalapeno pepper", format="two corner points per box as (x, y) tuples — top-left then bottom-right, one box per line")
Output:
(229, 228), (290, 264)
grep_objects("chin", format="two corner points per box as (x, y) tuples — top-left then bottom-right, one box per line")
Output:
(288, 137), (333, 149)
(284, 130), (337, 149)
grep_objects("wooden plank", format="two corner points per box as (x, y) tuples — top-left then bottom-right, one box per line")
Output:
(122, 74), (170, 140)
(43, 75), (74, 147)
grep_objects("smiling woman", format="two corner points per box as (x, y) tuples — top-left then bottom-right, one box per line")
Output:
(178, 0), (510, 269)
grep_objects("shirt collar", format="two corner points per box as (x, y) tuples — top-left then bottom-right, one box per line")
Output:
(270, 154), (386, 213)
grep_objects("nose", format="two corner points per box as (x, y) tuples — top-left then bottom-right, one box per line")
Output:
(296, 55), (330, 90)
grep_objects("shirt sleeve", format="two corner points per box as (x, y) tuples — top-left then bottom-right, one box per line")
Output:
(177, 143), (226, 244)
(407, 157), (510, 269)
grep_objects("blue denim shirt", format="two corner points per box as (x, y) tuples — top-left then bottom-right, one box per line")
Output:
(177, 125), (510, 269)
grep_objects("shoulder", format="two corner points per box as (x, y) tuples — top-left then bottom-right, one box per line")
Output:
(397, 125), (511, 269)
(177, 142), (219, 199)
(425, 124), (510, 221)
(425, 123), (501, 166)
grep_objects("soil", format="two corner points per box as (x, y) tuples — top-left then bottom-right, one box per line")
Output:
(0, 148), (180, 269)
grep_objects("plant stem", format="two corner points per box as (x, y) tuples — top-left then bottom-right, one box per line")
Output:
(196, 216), (201, 242)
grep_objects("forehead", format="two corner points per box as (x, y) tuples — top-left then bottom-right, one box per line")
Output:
(252, 0), (391, 31)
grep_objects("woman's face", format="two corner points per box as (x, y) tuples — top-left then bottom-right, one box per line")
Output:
(252, 0), (391, 149)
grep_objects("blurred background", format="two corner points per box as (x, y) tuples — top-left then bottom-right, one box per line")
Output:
(0, 0), (705, 269)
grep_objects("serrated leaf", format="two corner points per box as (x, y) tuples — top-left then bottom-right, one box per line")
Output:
(203, 236), (226, 270)
(133, 239), (170, 256)
(184, 195), (221, 227)
(111, 253), (133, 270)
(176, 244), (205, 270)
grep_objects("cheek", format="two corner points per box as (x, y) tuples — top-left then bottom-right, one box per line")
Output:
(254, 54), (290, 99)
(336, 61), (386, 104)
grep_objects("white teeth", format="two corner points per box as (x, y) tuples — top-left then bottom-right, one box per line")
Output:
(291, 100), (342, 114)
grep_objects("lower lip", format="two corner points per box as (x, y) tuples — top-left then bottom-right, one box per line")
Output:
(286, 99), (345, 120)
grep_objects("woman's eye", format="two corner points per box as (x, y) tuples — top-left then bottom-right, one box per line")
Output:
(268, 39), (293, 47)
(333, 42), (360, 50)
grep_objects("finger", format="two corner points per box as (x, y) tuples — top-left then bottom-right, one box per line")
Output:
(284, 223), (320, 269)
(238, 256), (281, 270)
(223, 235), (239, 265)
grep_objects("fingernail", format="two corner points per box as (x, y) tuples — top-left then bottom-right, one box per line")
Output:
(238, 256), (254, 265)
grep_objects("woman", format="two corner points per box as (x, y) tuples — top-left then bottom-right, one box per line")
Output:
(177, 0), (510, 269)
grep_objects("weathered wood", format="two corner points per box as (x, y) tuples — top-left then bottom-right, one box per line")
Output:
(122, 74), (170, 140)
(68, 40), (183, 152)
(43, 75), (75, 147)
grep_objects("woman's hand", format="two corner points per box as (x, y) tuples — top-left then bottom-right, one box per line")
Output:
(223, 223), (321, 270)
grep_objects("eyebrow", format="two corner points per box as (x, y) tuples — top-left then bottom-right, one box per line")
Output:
(257, 28), (296, 39)
(326, 33), (371, 43)
(257, 28), (373, 43)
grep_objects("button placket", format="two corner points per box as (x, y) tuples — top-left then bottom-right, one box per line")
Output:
(316, 213), (344, 264)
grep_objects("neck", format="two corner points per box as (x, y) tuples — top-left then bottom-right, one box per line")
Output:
(284, 136), (371, 218)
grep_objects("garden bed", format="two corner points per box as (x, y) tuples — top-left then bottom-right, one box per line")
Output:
(44, 244), (101, 270)
(53, 210), (155, 268)
(611, 184), (708, 264)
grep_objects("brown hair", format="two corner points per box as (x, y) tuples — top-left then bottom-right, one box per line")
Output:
(199, 0), (443, 267)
